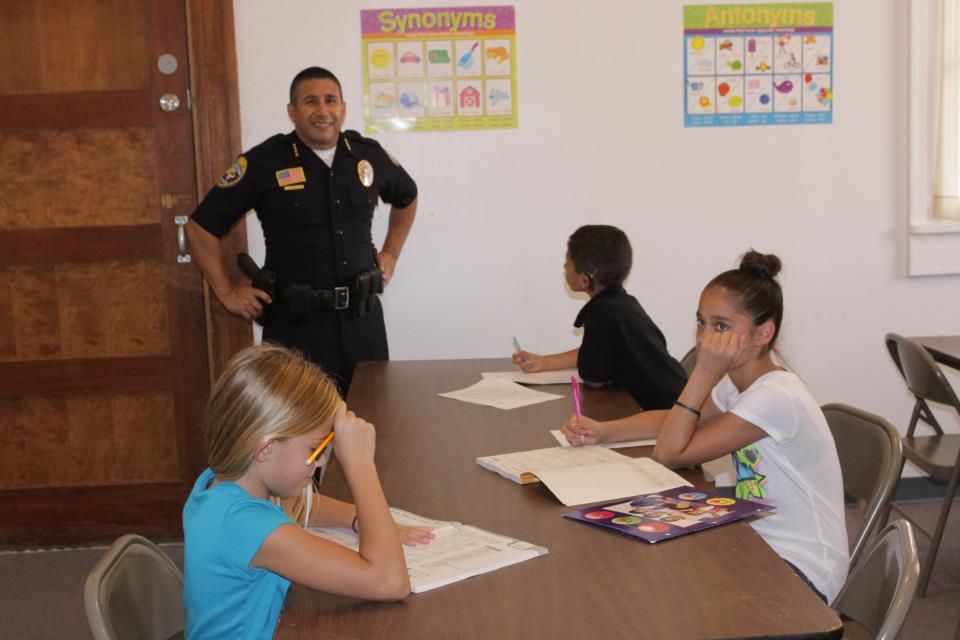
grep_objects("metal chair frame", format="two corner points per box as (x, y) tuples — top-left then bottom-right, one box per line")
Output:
(833, 519), (920, 640)
(822, 403), (903, 567)
(883, 333), (960, 597)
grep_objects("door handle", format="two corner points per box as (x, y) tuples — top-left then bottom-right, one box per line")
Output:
(175, 216), (191, 263)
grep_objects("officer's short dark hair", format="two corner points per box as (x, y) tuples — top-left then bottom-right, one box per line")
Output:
(289, 67), (343, 104)
(567, 225), (633, 288)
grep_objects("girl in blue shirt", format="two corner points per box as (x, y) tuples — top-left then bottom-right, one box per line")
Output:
(183, 344), (433, 639)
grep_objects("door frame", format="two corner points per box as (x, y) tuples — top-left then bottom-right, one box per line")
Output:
(187, 0), (253, 383)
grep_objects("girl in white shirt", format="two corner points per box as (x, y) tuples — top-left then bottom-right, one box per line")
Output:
(561, 250), (848, 603)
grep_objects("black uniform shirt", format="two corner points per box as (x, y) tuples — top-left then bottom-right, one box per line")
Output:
(191, 130), (417, 289)
(575, 285), (687, 410)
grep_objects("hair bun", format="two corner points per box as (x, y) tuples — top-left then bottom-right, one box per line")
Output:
(739, 249), (781, 279)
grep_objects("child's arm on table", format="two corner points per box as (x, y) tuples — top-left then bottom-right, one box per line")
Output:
(513, 347), (578, 373)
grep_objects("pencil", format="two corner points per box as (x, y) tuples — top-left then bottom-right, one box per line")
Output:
(305, 431), (335, 466)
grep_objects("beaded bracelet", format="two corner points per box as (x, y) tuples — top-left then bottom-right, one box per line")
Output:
(674, 400), (702, 418)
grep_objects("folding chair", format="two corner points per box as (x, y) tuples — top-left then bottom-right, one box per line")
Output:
(84, 534), (185, 640)
(884, 333), (960, 596)
(833, 520), (920, 640)
(822, 403), (903, 567)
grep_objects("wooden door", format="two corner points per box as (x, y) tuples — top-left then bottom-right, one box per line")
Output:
(0, 0), (209, 548)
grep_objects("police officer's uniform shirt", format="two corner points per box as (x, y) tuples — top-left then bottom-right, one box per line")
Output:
(191, 130), (417, 290)
(190, 130), (416, 389)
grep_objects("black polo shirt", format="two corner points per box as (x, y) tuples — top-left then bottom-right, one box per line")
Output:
(575, 286), (686, 410)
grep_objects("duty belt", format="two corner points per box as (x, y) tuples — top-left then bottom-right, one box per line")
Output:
(276, 266), (383, 322)
(279, 284), (350, 315)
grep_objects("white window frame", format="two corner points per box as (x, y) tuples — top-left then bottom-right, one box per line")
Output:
(909, 0), (960, 276)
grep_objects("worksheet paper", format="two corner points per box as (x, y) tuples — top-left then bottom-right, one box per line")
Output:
(309, 508), (548, 593)
(481, 369), (583, 385)
(549, 429), (657, 449)
(477, 446), (689, 506)
(437, 377), (562, 410)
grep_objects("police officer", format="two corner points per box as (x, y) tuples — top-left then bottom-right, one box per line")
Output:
(186, 67), (418, 392)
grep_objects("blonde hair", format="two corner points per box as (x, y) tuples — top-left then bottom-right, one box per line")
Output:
(203, 343), (341, 524)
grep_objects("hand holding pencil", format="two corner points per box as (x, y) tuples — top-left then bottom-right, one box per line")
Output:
(327, 402), (377, 466)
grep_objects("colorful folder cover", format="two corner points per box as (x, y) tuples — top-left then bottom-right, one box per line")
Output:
(563, 485), (774, 543)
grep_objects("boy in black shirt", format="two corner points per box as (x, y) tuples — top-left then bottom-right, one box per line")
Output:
(513, 225), (686, 410)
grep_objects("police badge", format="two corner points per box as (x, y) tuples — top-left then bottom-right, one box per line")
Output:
(357, 159), (374, 187)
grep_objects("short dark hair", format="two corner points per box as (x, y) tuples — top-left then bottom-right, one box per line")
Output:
(567, 225), (633, 288)
(289, 67), (343, 104)
(706, 249), (784, 349)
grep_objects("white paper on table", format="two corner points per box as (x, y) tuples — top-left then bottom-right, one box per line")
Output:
(437, 377), (563, 410)
(549, 429), (657, 449)
(477, 445), (631, 483)
(481, 369), (583, 385)
(309, 508), (548, 593)
(535, 457), (690, 506)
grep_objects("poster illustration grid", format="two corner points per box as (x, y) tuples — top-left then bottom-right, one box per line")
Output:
(361, 6), (518, 133)
(684, 3), (834, 127)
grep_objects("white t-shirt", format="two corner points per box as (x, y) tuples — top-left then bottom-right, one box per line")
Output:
(712, 370), (849, 603)
(312, 146), (336, 167)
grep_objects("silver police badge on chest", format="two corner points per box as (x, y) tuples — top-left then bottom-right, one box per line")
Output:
(357, 159), (374, 187)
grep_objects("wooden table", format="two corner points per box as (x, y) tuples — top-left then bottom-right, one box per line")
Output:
(276, 359), (842, 640)
(910, 335), (960, 371)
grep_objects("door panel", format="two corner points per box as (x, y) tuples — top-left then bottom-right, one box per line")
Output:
(0, 0), (208, 548)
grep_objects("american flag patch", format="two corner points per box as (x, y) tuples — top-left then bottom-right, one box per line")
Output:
(276, 166), (306, 187)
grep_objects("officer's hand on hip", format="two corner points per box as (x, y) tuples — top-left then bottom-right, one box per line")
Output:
(222, 285), (272, 322)
(377, 250), (397, 287)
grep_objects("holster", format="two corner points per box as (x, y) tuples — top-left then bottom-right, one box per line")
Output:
(351, 267), (383, 319)
(236, 253), (278, 325)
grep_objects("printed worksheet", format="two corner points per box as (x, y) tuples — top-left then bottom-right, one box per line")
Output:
(310, 508), (548, 592)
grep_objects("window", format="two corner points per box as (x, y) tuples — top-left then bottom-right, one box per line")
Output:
(909, 0), (960, 275)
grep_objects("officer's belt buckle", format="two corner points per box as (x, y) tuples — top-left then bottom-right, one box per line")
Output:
(334, 286), (350, 310)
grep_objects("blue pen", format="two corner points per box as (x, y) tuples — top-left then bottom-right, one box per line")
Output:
(512, 336), (522, 353)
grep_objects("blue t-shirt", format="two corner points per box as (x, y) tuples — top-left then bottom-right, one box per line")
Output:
(183, 468), (295, 639)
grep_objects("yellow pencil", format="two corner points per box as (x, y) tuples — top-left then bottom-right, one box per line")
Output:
(305, 431), (335, 466)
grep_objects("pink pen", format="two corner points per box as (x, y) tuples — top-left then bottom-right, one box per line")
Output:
(571, 376), (584, 444)
(571, 376), (582, 422)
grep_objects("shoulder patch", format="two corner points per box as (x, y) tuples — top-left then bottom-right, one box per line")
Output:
(217, 156), (247, 188)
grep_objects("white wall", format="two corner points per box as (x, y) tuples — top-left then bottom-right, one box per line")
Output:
(232, 0), (960, 448)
